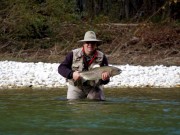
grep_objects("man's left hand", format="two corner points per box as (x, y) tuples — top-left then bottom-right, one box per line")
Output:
(102, 71), (110, 81)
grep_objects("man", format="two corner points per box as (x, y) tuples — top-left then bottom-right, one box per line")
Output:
(58, 31), (110, 100)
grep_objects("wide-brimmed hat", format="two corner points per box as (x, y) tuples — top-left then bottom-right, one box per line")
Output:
(78, 31), (102, 42)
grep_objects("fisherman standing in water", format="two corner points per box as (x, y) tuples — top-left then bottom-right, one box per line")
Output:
(58, 31), (110, 100)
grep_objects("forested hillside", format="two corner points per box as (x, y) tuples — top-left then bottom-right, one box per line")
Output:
(0, 0), (179, 65)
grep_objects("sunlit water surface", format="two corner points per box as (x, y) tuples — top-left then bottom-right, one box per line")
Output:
(0, 88), (179, 135)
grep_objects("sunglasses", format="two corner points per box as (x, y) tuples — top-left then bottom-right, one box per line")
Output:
(85, 41), (97, 45)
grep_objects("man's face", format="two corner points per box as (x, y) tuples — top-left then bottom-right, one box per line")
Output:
(83, 41), (97, 55)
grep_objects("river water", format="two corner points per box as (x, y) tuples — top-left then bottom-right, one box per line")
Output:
(0, 88), (179, 135)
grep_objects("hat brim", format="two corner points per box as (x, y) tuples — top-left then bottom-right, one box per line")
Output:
(78, 39), (102, 42)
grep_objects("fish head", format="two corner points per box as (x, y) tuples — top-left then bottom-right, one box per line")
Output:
(110, 67), (122, 76)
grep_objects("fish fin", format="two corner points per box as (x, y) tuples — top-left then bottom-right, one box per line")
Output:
(90, 79), (101, 87)
(88, 81), (95, 87)
(82, 80), (96, 87)
(81, 78), (87, 83)
(95, 79), (99, 84)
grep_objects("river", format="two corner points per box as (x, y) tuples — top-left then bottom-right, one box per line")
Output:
(0, 88), (179, 135)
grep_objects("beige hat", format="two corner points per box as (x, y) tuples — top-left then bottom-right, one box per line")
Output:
(78, 31), (102, 42)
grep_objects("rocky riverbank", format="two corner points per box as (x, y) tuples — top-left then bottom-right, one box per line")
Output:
(0, 61), (179, 89)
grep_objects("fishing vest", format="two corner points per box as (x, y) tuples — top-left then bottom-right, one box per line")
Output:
(68, 48), (104, 87)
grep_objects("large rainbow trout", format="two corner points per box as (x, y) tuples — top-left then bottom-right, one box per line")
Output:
(74, 66), (121, 87)
(79, 66), (121, 80)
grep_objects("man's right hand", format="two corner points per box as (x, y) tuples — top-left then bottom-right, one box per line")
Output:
(73, 71), (81, 81)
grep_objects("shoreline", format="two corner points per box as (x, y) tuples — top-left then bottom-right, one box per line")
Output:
(0, 61), (180, 89)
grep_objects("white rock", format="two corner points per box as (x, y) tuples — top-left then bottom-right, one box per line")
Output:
(0, 61), (180, 89)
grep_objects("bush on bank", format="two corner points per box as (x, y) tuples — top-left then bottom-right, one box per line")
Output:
(0, 0), (179, 65)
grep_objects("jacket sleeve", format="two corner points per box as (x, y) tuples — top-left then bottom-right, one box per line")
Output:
(58, 52), (74, 79)
(99, 54), (110, 85)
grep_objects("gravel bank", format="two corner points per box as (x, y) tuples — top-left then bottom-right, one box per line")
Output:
(0, 61), (179, 89)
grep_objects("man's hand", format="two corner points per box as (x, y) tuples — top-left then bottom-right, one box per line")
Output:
(102, 71), (110, 81)
(73, 71), (81, 81)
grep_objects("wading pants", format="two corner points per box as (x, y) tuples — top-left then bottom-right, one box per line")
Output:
(67, 84), (105, 100)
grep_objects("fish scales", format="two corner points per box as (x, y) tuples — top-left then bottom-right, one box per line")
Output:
(79, 66), (121, 80)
